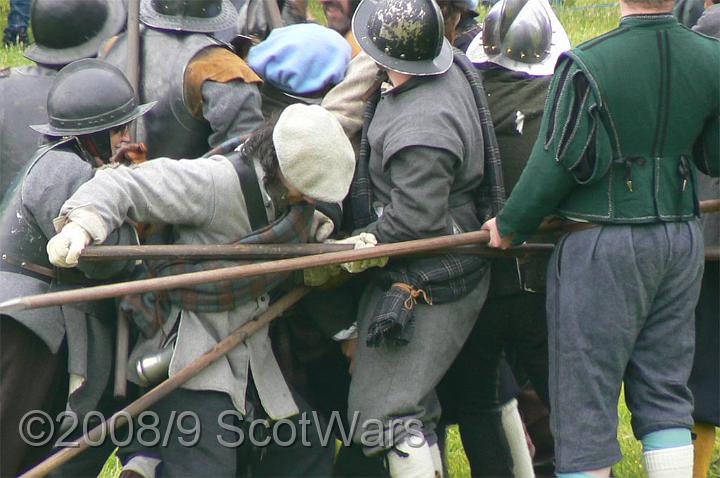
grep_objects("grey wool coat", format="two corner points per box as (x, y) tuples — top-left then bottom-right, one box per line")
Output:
(347, 63), (490, 452)
(0, 140), (138, 417)
(56, 156), (299, 419)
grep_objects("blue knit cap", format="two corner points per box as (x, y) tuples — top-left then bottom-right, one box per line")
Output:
(248, 24), (352, 96)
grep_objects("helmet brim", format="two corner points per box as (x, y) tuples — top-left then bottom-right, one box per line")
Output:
(30, 101), (157, 137)
(140, 0), (238, 33)
(352, 0), (453, 76)
(24, 0), (127, 67)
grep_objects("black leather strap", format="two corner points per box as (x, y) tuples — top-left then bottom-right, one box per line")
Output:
(226, 151), (270, 231)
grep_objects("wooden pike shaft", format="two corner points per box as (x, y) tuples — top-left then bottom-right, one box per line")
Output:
(1, 199), (717, 313)
(19, 287), (310, 478)
(126, 0), (140, 140)
(80, 242), (354, 260)
(0, 230), (492, 312)
(78, 242), (555, 261)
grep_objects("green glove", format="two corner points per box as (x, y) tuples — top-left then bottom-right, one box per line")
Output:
(330, 232), (389, 273)
(303, 264), (342, 286)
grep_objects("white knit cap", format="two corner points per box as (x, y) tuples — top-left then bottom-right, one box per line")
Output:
(273, 104), (355, 203)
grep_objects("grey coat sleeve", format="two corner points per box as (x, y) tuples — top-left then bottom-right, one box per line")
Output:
(367, 145), (457, 243)
(202, 80), (265, 148)
(58, 156), (245, 243)
(23, 152), (137, 279)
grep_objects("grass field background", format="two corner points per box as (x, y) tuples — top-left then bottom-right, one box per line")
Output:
(2, 0), (718, 476)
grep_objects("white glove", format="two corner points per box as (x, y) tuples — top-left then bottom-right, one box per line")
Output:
(309, 210), (335, 243)
(334, 232), (378, 249)
(47, 222), (92, 268)
(332, 233), (388, 273)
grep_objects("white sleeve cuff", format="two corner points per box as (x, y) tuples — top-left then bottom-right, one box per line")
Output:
(53, 205), (109, 244)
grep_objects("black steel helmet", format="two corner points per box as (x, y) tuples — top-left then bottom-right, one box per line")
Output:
(352, 0), (453, 76)
(31, 59), (156, 137)
(141, 0), (239, 33)
(24, 0), (126, 67)
(481, 0), (552, 64)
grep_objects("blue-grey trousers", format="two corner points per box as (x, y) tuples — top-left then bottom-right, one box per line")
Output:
(547, 222), (704, 472)
(6, 0), (30, 30)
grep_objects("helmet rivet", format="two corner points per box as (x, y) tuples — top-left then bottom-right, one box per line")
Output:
(507, 48), (512, 53)
(400, 53), (405, 58)
(384, 47), (390, 53)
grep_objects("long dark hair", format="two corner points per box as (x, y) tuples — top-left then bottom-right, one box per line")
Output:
(241, 115), (280, 183)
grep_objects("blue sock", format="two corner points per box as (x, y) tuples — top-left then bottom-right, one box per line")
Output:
(557, 472), (597, 478)
(641, 428), (692, 452)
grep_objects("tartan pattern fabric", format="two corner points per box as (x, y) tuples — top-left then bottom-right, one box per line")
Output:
(453, 48), (506, 220)
(365, 254), (490, 347)
(367, 284), (416, 347)
(376, 254), (490, 304)
(120, 203), (315, 337)
(348, 71), (384, 231)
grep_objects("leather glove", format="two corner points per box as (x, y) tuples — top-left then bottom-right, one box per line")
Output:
(309, 210), (335, 243)
(47, 222), (92, 268)
(111, 142), (148, 165)
(331, 233), (388, 273)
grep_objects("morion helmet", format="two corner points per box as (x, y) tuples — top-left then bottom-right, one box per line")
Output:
(140, 0), (239, 33)
(31, 59), (156, 159)
(466, 0), (571, 76)
(24, 0), (126, 67)
(352, 0), (453, 76)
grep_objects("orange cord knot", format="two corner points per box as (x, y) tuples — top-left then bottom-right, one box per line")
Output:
(393, 282), (433, 310)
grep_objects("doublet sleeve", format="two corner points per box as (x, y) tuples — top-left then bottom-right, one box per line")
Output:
(201, 80), (265, 148)
(185, 47), (265, 147)
(58, 157), (240, 242)
(321, 52), (379, 137)
(368, 145), (457, 243)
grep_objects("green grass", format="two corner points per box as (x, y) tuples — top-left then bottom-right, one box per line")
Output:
(0, 0), (31, 67)
(2, 0), (718, 475)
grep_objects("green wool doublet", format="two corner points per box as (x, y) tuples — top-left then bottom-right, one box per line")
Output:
(498, 14), (720, 242)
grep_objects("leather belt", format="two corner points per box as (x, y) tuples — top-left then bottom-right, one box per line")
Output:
(1, 253), (54, 283)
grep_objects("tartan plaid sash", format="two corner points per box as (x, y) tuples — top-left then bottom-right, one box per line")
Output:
(120, 203), (315, 337)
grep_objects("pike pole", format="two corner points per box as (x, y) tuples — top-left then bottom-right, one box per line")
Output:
(18, 287), (310, 478)
(78, 241), (555, 261)
(0, 230), (493, 312)
(126, 0), (140, 139)
(114, 0), (142, 400)
(1, 199), (718, 314)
